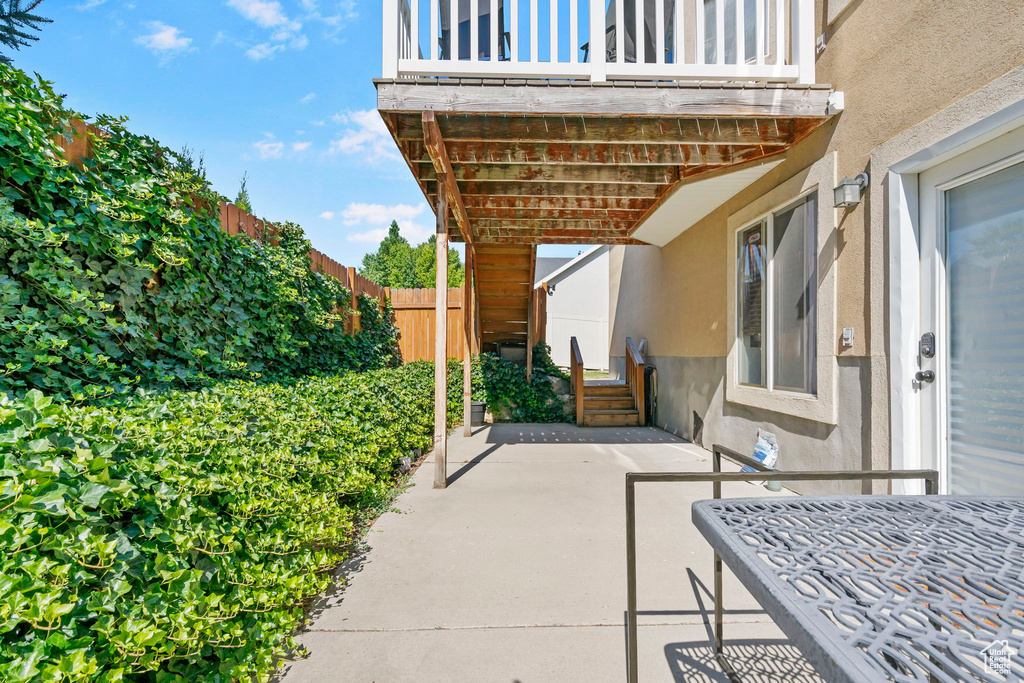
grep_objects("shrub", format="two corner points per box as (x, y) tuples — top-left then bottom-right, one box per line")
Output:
(473, 343), (570, 423)
(0, 362), (461, 682)
(0, 65), (398, 401)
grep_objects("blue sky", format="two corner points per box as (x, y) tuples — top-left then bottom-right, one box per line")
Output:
(13, 0), (593, 266)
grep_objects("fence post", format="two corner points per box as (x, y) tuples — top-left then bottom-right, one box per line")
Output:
(348, 266), (361, 333)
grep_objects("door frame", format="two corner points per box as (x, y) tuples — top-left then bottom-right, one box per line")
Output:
(886, 102), (1024, 494)
(917, 140), (1024, 493)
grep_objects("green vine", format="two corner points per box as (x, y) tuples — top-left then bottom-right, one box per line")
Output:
(0, 360), (467, 682)
(0, 65), (399, 400)
(473, 342), (570, 423)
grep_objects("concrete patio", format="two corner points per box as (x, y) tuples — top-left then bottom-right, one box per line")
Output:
(280, 424), (819, 683)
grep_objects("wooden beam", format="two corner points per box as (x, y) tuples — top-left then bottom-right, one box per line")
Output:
(399, 114), (797, 146)
(477, 236), (648, 245)
(463, 196), (654, 211)
(433, 175), (449, 490)
(408, 140), (770, 167)
(421, 163), (679, 185)
(376, 81), (837, 118)
(472, 218), (634, 231)
(463, 246), (473, 438)
(439, 181), (663, 199)
(422, 111), (476, 251)
(467, 206), (647, 221)
(476, 228), (634, 240)
(526, 246), (537, 382)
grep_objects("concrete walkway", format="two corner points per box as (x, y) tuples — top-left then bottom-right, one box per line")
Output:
(280, 424), (819, 683)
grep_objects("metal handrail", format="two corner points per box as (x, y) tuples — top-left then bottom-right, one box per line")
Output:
(624, 444), (939, 683)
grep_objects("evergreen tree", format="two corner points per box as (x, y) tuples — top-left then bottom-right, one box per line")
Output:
(0, 1), (50, 63)
(360, 221), (417, 288)
(414, 235), (465, 288)
(235, 172), (252, 214)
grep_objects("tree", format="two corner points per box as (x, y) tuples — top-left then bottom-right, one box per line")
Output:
(0, 1), (50, 63)
(360, 221), (417, 288)
(235, 172), (252, 214)
(414, 235), (465, 288)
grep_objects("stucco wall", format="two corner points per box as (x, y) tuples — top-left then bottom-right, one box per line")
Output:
(610, 354), (872, 495)
(609, 0), (1024, 470)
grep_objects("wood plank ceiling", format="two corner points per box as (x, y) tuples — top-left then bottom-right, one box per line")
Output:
(378, 80), (837, 246)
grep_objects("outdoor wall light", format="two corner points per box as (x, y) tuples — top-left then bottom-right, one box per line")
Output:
(834, 173), (870, 208)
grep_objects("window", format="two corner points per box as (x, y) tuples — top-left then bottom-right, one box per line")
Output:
(735, 193), (818, 395)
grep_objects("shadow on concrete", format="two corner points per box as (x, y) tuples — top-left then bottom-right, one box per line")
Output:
(447, 443), (502, 485)
(664, 639), (823, 682)
(302, 546), (372, 622)
(484, 423), (687, 445)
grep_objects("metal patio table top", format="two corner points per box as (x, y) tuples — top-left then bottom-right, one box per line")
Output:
(692, 495), (1024, 683)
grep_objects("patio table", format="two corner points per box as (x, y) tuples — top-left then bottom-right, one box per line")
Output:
(692, 495), (1024, 683)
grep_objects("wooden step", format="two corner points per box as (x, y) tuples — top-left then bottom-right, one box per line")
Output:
(582, 409), (641, 427)
(583, 383), (632, 398)
(583, 396), (635, 410)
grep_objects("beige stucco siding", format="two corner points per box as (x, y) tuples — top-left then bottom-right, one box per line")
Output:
(609, 0), (1024, 485)
(611, 0), (1024, 360)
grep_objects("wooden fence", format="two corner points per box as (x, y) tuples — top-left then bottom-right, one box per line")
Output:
(54, 121), (507, 351)
(390, 288), (467, 362)
(218, 202), (387, 332)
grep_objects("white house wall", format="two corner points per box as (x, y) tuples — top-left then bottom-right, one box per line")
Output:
(545, 250), (610, 371)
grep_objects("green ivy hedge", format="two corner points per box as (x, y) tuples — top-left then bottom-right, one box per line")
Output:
(0, 361), (465, 683)
(473, 343), (571, 423)
(0, 65), (398, 401)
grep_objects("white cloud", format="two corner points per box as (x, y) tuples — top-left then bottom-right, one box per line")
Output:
(328, 110), (398, 163)
(301, 0), (358, 36)
(318, 211), (336, 220)
(300, 92), (317, 104)
(342, 203), (424, 225)
(245, 42), (285, 60)
(228, 0), (308, 58)
(135, 22), (194, 62)
(311, 119), (326, 126)
(76, 0), (108, 9)
(228, 0), (297, 29)
(339, 202), (432, 243)
(253, 134), (285, 159)
(292, 141), (312, 151)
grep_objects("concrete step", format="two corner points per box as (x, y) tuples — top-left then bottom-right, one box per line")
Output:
(582, 409), (641, 427)
(583, 396), (635, 411)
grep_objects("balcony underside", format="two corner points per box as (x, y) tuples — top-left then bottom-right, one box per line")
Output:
(377, 79), (837, 245)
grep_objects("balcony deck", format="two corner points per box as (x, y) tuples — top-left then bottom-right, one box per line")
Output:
(377, 78), (838, 245)
(384, 0), (817, 85)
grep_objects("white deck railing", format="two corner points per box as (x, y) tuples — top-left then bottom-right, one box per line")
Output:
(383, 0), (815, 84)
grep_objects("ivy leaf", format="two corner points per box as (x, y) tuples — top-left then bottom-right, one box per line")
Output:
(77, 482), (109, 508)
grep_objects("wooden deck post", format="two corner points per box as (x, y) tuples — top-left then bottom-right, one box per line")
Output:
(525, 245), (537, 381)
(463, 247), (474, 437)
(434, 176), (450, 489)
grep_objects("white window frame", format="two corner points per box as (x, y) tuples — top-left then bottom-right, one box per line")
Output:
(726, 152), (838, 424)
(734, 191), (817, 394)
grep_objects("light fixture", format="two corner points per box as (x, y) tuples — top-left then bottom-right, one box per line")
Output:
(833, 172), (870, 208)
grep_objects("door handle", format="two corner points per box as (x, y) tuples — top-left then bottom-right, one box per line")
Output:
(915, 370), (935, 384)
